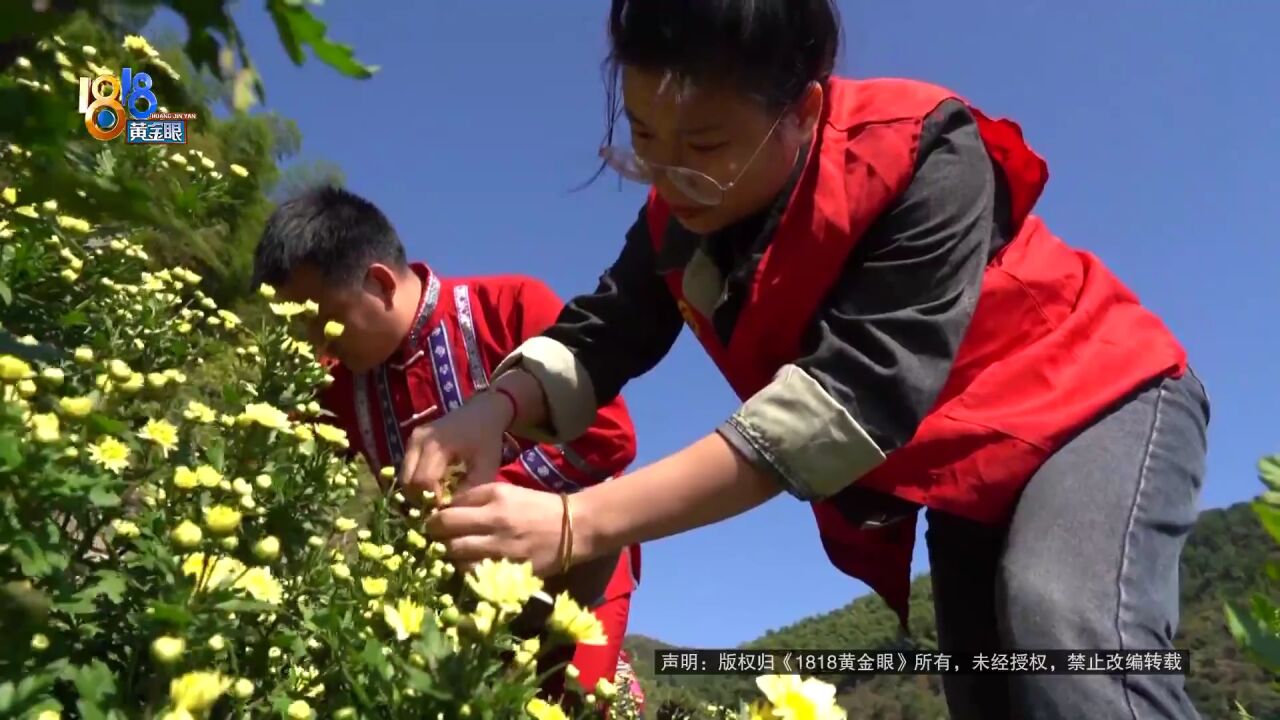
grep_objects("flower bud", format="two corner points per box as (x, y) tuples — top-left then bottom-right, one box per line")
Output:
(151, 636), (185, 663)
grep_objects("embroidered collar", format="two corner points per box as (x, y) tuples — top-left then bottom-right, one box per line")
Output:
(387, 262), (441, 370)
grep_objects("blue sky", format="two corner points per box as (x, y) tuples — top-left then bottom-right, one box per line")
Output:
(187, 2), (1279, 647)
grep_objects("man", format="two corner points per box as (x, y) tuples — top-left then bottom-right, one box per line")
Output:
(249, 185), (642, 707)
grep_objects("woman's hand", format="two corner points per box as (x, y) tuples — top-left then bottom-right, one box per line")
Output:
(399, 390), (512, 502)
(424, 482), (568, 576)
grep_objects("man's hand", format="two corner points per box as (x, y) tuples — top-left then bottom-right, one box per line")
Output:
(399, 390), (513, 504)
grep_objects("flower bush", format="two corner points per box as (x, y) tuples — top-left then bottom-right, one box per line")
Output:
(0, 178), (630, 717)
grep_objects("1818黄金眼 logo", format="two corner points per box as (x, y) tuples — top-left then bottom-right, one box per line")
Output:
(77, 68), (196, 144)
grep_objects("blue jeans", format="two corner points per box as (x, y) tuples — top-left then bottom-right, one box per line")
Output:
(926, 369), (1210, 720)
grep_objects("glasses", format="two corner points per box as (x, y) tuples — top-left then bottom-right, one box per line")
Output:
(598, 110), (787, 207)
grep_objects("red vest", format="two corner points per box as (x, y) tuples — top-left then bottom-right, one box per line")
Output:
(646, 77), (1187, 628)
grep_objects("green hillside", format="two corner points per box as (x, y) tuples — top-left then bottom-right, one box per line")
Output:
(625, 502), (1279, 719)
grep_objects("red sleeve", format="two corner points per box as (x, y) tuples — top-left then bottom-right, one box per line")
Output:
(494, 277), (638, 489)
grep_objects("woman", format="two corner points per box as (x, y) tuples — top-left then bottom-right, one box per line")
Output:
(411, 2), (1210, 718)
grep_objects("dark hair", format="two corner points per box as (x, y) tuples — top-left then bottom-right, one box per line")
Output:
(593, 0), (841, 166)
(250, 185), (407, 290)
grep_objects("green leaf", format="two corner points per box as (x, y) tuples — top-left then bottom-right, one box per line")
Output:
(11, 537), (51, 577)
(147, 602), (193, 627)
(0, 434), (22, 469)
(0, 280), (11, 306)
(266, 0), (378, 78)
(0, 682), (14, 713)
(1225, 600), (1280, 673)
(86, 413), (128, 436)
(56, 596), (98, 616)
(1253, 501), (1280, 545)
(77, 700), (107, 720)
(59, 309), (88, 329)
(205, 437), (226, 472)
(72, 660), (116, 705)
(1260, 454), (1280, 491)
(88, 487), (121, 508)
(77, 571), (126, 604)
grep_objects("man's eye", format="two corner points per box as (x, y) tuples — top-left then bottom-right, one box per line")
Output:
(688, 141), (728, 153)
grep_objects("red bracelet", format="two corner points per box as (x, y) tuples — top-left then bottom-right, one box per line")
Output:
(492, 387), (518, 431)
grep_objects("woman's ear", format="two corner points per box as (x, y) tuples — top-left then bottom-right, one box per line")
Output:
(793, 81), (825, 139)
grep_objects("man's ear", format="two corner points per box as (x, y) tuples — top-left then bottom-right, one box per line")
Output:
(365, 263), (399, 309)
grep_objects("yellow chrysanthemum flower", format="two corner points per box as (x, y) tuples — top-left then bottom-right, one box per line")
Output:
(1, 187), (16, 204)
(334, 517), (358, 532)
(169, 671), (231, 712)
(195, 464), (222, 488)
(35, 710), (60, 720)
(314, 423), (348, 447)
(216, 309), (241, 328)
(73, 347), (93, 364)
(548, 592), (608, 646)
(323, 321), (344, 339)
(58, 396), (94, 417)
(754, 675), (846, 720)
(123, 34), (160, 58)
(526, 697), (570, 720)
(235, 567), (283, 605)
(111, 519), (140, 538)
(172, 466), (199, 490)
(139, 418), (179, 456)
(55, 215), (91, 233)
(237, 402), (290, 430)
(203, 505), (242, 535)
(232, 678), (254, 698)
(465, 558), (544, 616)
(286, 700), (313, 720)
(170, 521), (203, 549)
(0, 354), (34, 381)
(183, 400), (217, 424)
(358, 542), (390, 560)
(269, 301), (306, 318)
(360, 577), (388, 597)
(27, 412), (60, 443)
(105, 359), (130, 381)
(181, 553), (245, 590)
(382, 598), (427, 641)
(229, 163), (250, 178)
(253, 536), (280, 561)
(152, 636), (185, 664)
(118, 373), (145, 394)
(39, 367), (64, 386)
(471, 600), (497, 636)
(87, 436), (131, 473)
